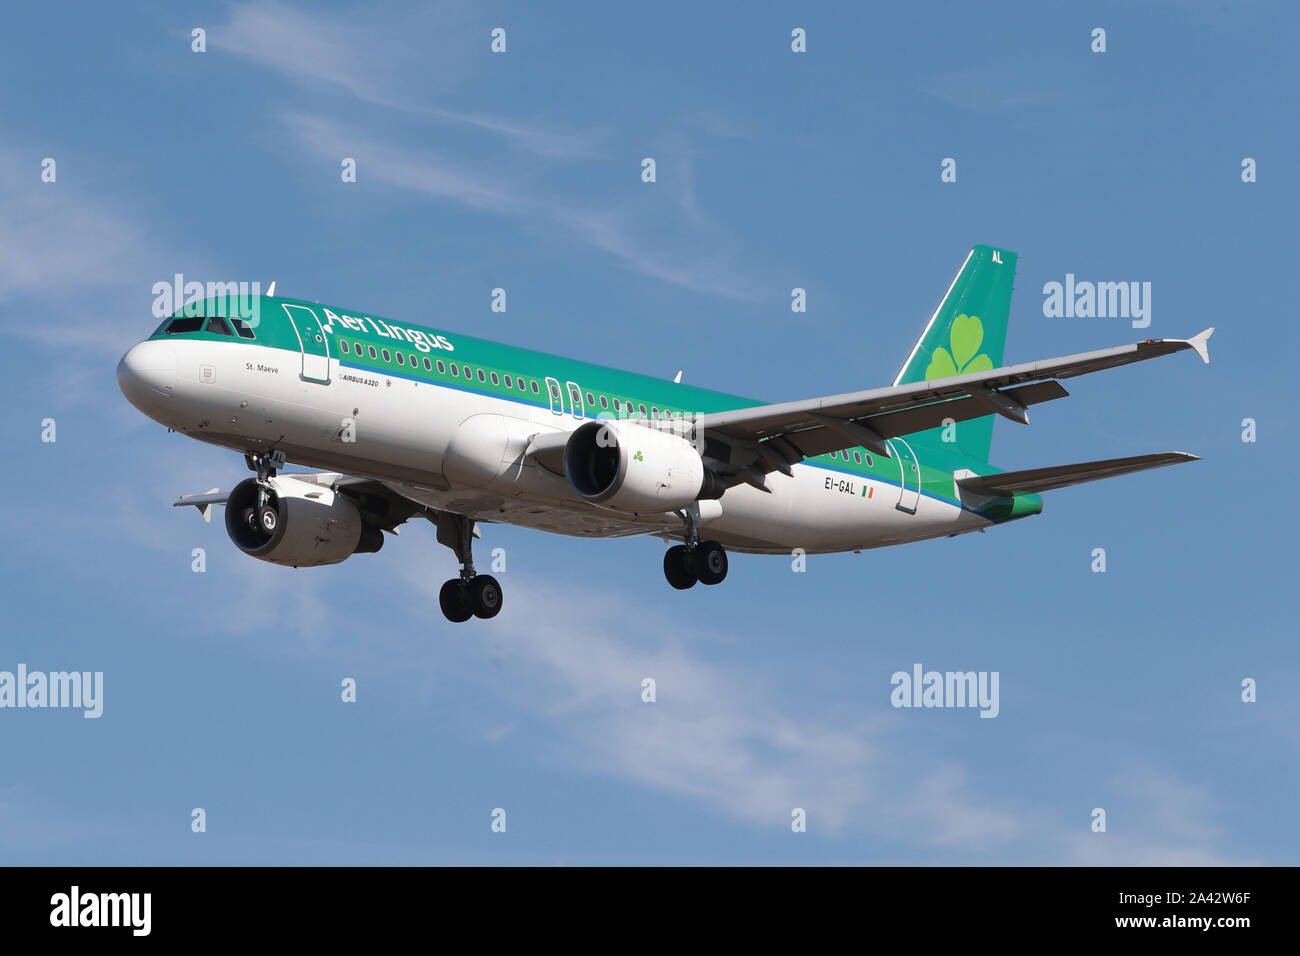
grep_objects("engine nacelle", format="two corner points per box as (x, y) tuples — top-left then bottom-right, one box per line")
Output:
(225, 476), (384, 568)
(563, 420), (711, 514)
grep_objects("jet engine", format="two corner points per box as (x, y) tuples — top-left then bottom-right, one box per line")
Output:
(563, 420), (723, 514)
(224, 475), (384, 567)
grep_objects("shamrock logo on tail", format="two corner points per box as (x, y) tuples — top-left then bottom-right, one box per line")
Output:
(925, 313), (994, 380)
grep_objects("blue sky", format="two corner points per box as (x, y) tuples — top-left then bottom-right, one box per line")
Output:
(1, 0), (1296, 864)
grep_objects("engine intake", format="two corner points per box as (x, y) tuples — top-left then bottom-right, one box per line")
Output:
(563, 420), (720, 514)
(225, 476), (383, 568)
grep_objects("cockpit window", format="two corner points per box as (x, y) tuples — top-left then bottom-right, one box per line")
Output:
(164, 316), (206, 334)
(205, 316), (233, 336)
(230, 317), (256, 339)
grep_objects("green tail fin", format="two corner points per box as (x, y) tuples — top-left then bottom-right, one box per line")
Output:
(893, 244), (1017, 463)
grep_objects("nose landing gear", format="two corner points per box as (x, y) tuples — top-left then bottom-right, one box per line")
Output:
(435, 513), (503, 622)
(240, 449), (288, 540)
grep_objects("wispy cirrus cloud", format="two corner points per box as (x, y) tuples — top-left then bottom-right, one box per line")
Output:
(922, 70), (1060, 112)
(212, 1), (759, 301)
(374, 565), (1255, 862)
(0, 148), (207, 359)
(284, 112), (515, 213)
(211, 0), (604, 160)
(284, 112), (764, 302)
(1064, 772), (1259, 866)
(393, 568), (1027, 843)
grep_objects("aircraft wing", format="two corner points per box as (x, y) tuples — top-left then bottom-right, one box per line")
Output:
(956, 452), (1200, 496)
(174, 472), (425, 531)
(172, 488), (227, 522)
(697, 329), (1213, 471)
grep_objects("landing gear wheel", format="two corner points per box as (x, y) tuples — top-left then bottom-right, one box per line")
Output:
(663, 545), (697, 590)
(438, 579), (473, 623)
(695, 540), (728, 586)
(468, 575), (503, 619)
(257, 505), (278, 535)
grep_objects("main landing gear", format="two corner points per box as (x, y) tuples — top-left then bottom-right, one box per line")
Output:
(435, 513), (502, 623)
(663, 503), (729, 590)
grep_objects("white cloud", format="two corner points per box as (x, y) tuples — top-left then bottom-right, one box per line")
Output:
(0, 149), (211, 360)
(284, 113), (763, 302)
(215, 2), (759, 301)
(1063, 772), (1258, 866)
(391, 567), (1031, 841)
(213, 1), (603, 160)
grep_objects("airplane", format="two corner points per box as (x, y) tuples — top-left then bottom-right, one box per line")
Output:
(117, 245), (1212, 623)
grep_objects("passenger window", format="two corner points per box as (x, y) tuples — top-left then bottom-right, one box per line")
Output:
(230, 318), (256, 339)
(396, 352), (405, 365)
(410, 354), (417, 367)
(341, 340), (350, 354)
(423, 357), (432, 371)
(586, 392), (595, 406)
(504, 374), (513, 388)
(600, 395), (608, 409)
(853, 451), (862, 464)
(382, 348), (391, 362)
(490, 372), (499, 385)
(436, 360), (445, 374)
(478, 369), (486, 383)
(368, 346), (377, 359)
(638, 404), (647, 416)
(450, 364), (459, 377)
(204, 316), (233, 336)
(531, 381), (540, 394)
(651, 407), (659, 418)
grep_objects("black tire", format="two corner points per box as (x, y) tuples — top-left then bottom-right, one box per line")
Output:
(439, 579), (473, 623)
(663, 545), (697, 590)
(468, 575), (503, 619)
(257, 505), (278, 535)
(695, 540), (728, 586)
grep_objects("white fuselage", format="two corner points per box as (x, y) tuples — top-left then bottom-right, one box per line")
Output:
(121, 337), (994, 554)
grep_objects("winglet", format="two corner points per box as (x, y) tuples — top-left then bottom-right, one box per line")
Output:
(1186, 327), (1213, 364)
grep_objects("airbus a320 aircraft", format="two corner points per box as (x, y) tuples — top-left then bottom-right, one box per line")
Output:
(118, 245), (1212, 623)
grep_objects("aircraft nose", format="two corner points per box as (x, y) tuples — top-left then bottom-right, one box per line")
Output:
(117, 340), (177, 409)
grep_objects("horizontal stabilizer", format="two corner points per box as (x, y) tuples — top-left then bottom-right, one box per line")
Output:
(956, 452), (1200, 496)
